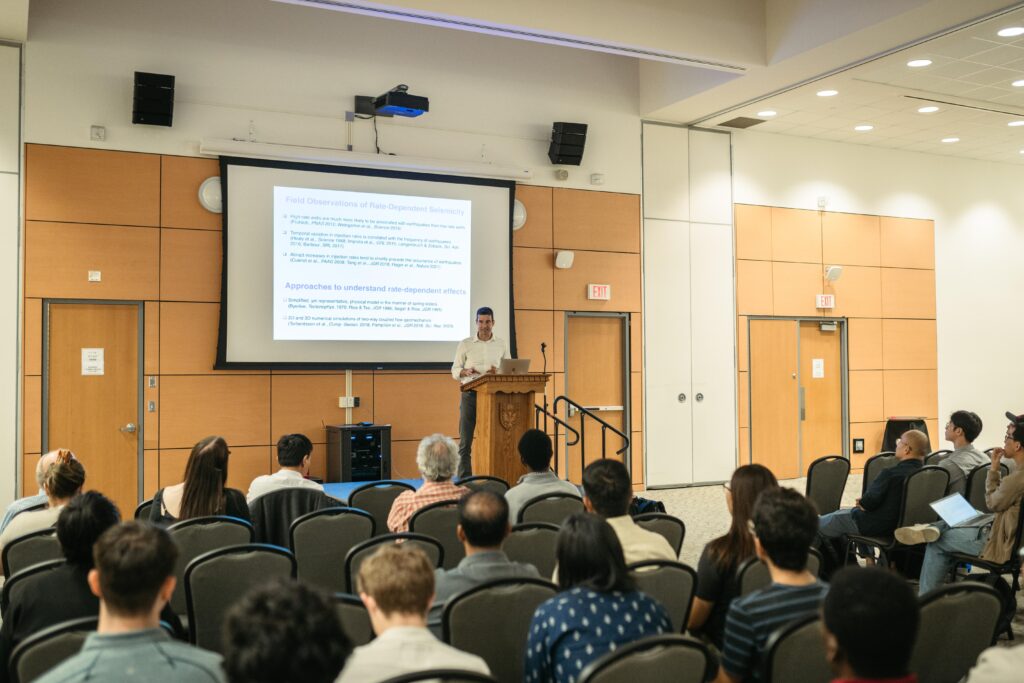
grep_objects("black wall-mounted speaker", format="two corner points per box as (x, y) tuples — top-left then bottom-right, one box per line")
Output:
(132, 72), (175, 127)
(547, 122), (587, 165)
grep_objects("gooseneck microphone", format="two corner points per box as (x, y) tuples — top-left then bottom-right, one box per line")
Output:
(541, 342), (547, 375)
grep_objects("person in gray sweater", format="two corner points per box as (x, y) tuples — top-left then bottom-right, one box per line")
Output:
(935, 410), (990, 494)
(504, 429), (581, 523)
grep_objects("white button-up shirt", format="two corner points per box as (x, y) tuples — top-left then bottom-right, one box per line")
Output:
(451, 334), (509, 384)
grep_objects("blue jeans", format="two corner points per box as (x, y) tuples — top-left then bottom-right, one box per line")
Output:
(818, 509), (860, 538)
(918, 521), (990, 595)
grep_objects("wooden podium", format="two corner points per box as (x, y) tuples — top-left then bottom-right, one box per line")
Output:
(462, 373), (550, 484)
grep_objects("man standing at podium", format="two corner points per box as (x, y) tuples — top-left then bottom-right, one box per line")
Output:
(451, 307), (509, 478)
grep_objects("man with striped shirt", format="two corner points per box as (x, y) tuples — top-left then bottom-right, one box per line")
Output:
(715, 487), (829, 683)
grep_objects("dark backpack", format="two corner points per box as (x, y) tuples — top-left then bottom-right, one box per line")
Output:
(629, 496), (666, 516)
(963, 573), (1016, 637)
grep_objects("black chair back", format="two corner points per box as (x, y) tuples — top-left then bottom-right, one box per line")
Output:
(924, 450), (953, 466)
(627, 561), (697, 632)
(762, 614), (831, 683)
(409, 501), (463, 569)
(8, 616), (97, 683)
(503, 523), (559, 578)
(167, 515), (254, 615)
(911, 582), (1003, 683)
(377, 671), (496, 683)
(517, 492), (584, 525)
(578, 634), (711, 683)
(2, 528), (62, 578)
(966, 465), (991, 513)
(633, 513), (685, 556)
(458, 476), (510, 495)
(290, 507), (375, 593)
(1, 559), (65, 616)
(737, 548), (823, 596)
(348, 481), (416, 536)
(344, 533), (444, 592)
(134, 498), (154, 520)
(248, 488), (341, 547)
(899, 466), (949, 527)
(861, 452), (897, 495)
(805, 455), (850, 515)
(333, 593), (374, 647)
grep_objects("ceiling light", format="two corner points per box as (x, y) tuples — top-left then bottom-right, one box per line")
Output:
(998, 27), (1024, 37)
(816, 89), (838, 97)
(918, 106), (939, 113)
(941, 137), (960, 143)
(907, 59), (932, 68)
(1010, 121), (1024, 127)
(757, 110), (777, 117)
(854, 125), (874, 131)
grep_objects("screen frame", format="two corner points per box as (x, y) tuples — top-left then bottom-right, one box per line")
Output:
(214, 155), (517, 370)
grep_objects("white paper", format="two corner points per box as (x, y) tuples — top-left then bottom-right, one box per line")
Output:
(82, 348), (104, 376)
(812, 358), (824, 379)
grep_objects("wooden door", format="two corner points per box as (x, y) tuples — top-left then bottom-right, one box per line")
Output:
(564, 315), (628, 484)
(799, 322), (843, 464)
(749, 319), (800, 479)
(46, 303), (140, 515)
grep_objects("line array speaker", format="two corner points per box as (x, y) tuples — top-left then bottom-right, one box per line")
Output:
(547, 122), (587, 165)
(132, 71), (175, 127)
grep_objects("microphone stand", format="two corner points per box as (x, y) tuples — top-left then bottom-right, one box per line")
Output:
(541, 342), (548, 432)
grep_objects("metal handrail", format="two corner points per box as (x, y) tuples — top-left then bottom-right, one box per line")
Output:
(552, 395), (630, 478)
(533, 404), (580, 478)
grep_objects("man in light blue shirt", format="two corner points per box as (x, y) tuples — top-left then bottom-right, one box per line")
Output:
(504, 429), (580, 523)
(0, 450), (59, 534)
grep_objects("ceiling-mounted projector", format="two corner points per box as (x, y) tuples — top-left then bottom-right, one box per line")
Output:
(355, 84), (428, 118)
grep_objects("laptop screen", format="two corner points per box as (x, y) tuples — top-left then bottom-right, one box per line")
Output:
(930, 493), (980, 527)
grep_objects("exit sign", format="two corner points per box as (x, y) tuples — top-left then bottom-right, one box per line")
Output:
(588, 284), (611, 300)
(816, 294), (835, 309)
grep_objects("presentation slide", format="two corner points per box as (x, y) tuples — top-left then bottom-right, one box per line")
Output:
(273, 187), (471, 342)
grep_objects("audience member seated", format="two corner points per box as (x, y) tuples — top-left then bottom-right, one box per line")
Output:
(715, 487), (829, 683)
(149, 435), (250, 524)
(246, 433), (323, 503)
(823, 567), (919, 683)
(690, 464), (778, 650)
(0, 449), (85, 551)
(504, 429), (581, 522)
(524, 513), (671, 683)
(35, 522), (225, 683)
(896, 412), (1024, 595)
(582, 459), (676, 563)
(934, 410), (989, 495)
(817, 429), (928, 545)
(387, 434), (470, 533)
(336, 544), (490, 683)
(223, 578), (351, 683)
(428, 490), (539, 631)
(0, 449), (62, 534)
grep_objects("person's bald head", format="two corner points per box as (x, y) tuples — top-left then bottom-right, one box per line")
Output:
(35, 449), (69, 489)
(898, 430), (929, 460)
(456, 491), (509, 549)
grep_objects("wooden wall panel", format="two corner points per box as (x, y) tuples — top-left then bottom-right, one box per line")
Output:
(159, 302), (261, 374)
(513, 248), (553, 310)
(307, 443), (327, 481)
(736, 260), (773, 315)
(849, 421), (885, 469)
(881, 269), (936, 319)
(631, 372), (642, 427)
(880, 217), (934, 269)
(553, 189), (640, 253)
(848, 318), (882, 370)
(738, 371), (748, 428)
(925, 419), (939, 450)
(739, 427), (749, 465)
(23, 376), (40, 454)
(143, 450), (159, 500)
(391, 440), (422, 479)
(24, 298), (41, 376)
(772, 262), (822, 316)
(160, 375), (271, 448)
(771, 208), (820, 263)
(26, 222), (160, 300)
(735, 204), (772, 261)
(160, 228), (222, 302)
(144, 301), (159, 376)
(158, 445), (272, 492)
(828, 266), (881, 318)
(26, 145), (160, 226)
(553, 251), (641, 312)
(144, 384), (158, 450)
(269, 373), (374, 441)
(881, 319), (937, 370)
(849, 371), (883, 423)
(161, 156), (222, 231)
(630, 432), (643, 487)
(630, 313), (642, 373)
(514, 309), (555, 372)
(373, 373), (461, 441)
(821, 213), (880, 267)
(551, 311), (565, 375)
(22, 453), (38, 497)
(737, 316), (748, 371)
(883, 369), (938, 419)
(513, 185), (552, 248)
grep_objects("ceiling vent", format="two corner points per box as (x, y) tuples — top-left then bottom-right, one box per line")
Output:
(716, 116), (766, 129)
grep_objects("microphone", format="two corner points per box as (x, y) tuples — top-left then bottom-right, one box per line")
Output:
(541, 342), (547, 375)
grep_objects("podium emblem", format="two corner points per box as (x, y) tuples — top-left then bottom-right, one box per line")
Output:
(499, 402), (520, 431)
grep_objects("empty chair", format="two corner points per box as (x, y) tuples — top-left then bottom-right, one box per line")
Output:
(377, 671), (496, 683)
(1, 558), (64, 616)
(761, 614), (831, 683)
(517, 492), (584, 525)
(290, 507), (375, 593)
(861, 452), (898, 495)
(410, 501), (463, 570)
(458, 476), (510, 495)
(503, 523), (559, 577)
(925, 449), (953, 466)
(736, 549), (823, 596)
(633, 513), (685, 556)
(333, 593), (374, 647)
(348, 481), (416, 536)
(345, 533), (444, 592)
(910, 582), (1002, 683)
(248, 487), (341, 547)
(134, 498), (154, 520)
(805, 456), (850, 516)
(2, 528), (62, 578)
(167, 516), (254, 617)
(628, 561), (697, 633)
(185, 543), (296, 654)
(442, 578), (557, 683)
(8, 616), (98, 683)
(578, 634), (711, 683)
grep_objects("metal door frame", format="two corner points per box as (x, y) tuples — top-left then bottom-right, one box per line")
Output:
(41, 299), (145, 500)
(745, 316), (849, 471)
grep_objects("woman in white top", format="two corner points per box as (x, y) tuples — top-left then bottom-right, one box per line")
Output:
(0, 449), (86, 551)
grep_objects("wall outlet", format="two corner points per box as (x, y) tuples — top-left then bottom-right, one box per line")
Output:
(88, 270), (101, 282)
(339, 396), (359, 408)
(853, 438), (865, 453)
(90, 125), (106, 141)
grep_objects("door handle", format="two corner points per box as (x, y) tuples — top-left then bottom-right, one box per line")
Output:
(798, 388), (806, 421)
(120, 423), (137, 434)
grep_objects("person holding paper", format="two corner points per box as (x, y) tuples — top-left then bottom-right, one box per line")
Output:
(451, 307), (508, 478)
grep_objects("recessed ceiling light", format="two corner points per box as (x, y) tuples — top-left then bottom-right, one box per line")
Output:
(907, 59), (932, 68)
(1013, 80), (1024, 87)
(854, 125), (874, 131)
(816, 89), (838, 97)
(998, 27), (1024, 37)
(1010, 121), (1024, 127)
(757, 110), (777, 117)
(918, 106), (940, 113)
(941, 137), (960, 143)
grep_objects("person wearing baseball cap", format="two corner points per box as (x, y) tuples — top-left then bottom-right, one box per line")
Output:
(896, 411), (1024, 594)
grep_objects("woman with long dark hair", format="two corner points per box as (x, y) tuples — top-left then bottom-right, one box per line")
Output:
(524, 513), (671, 682)
(150, 435), (249, 524)
(688, 464), (778, 648)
